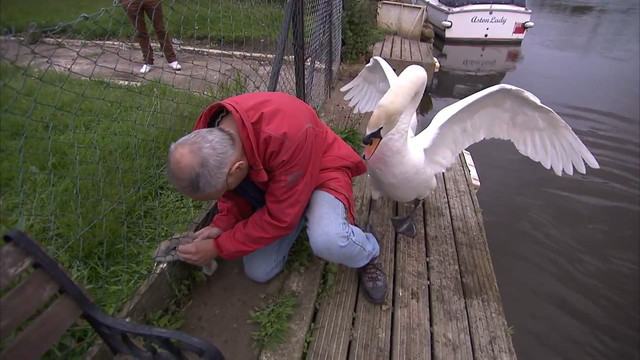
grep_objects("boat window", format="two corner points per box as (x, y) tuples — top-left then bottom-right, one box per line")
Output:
(438, 0), (527, 7)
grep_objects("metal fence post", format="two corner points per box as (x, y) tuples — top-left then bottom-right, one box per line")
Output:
(326, 0), (333, 98)
(268, 0), (295, 92)
(292, 0), (306, 102)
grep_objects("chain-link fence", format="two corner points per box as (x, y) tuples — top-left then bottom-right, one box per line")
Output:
(0, 0), (343, 355)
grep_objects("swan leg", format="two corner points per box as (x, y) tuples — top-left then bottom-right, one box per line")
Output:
(391, 199), (422, 238)
(366, 197), (379, 231)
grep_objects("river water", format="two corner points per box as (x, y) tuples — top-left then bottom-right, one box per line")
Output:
(420, 0), (639, 359)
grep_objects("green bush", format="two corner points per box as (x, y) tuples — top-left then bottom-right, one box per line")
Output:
(341, 0), (384, 63)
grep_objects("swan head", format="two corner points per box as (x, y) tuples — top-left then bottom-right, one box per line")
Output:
(362, 64), (428, 160)
(362, 126), (384, 160)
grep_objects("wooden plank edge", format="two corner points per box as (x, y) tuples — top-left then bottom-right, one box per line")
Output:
(425, 173), (474, 360)
(0, 242), (32, 291)
(445, 156), (516, 359)
(259, 257), (326, 360)
(348, 195), (396, 359)
(2, 294), (83, 359)
(457, 153), (516, 358)
(306, 174), (371, 360)
(391, 202), (431, 360)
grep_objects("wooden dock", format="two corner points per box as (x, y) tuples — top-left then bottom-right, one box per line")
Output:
(372, 34), (438, 87)
(259, 35), (517, 360)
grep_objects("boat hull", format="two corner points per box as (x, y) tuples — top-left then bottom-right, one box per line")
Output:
(421, 1), (533, 42)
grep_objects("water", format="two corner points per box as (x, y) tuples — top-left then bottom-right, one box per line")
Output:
(420, 0), (640, 359)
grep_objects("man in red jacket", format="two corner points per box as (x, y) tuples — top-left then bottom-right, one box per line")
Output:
(167, 92), (387, 304)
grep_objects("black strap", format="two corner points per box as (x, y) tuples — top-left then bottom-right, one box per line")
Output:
(208, 107), (229, 128)
(232, 178), (266, 211)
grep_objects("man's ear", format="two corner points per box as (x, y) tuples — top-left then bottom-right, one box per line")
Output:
(229, 160), (247, 175)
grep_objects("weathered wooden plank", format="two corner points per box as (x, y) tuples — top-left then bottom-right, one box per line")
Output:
(424, 173), (474, 360)
(409, 39), (422, 63)
(417, 41), (432, 63)
(259, 257), (325, 360)
(348, 195), (395, 360)
(306, 266), (358, 360)
(391, 202), (430, 360)
(306, 174), (372, 360)
(458, 157), (516, 358)
(401, 38), (412, 63)
(0, 269), (60, 341)
(1, 294), (82, 359)
(372, 40), (384, 58)
(380, 36), (393, 59)
(0, 242), (32, 291)
(444, 156), (516, 360)
(391, 35), (403, 60)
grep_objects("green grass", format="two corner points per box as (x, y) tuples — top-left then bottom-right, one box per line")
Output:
(0, 0), (284, 44)
(144, 267), (207, 330)
(331, 125), (364, 154)
(0, 62), (247, 356)
(506, 325), (515, 337)
(285, 231), (312, 273)
(342, 0), (384, 62)
(315, 262), (338, 309)
(249, 291), (298, 349)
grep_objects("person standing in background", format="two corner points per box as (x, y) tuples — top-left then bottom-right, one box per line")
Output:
(118, 0), (182, 74)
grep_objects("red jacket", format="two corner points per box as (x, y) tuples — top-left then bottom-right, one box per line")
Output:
(193, 92), (367, 260)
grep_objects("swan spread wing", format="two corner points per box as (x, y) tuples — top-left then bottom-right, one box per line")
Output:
(416, 84), (600, 176)
(340, 56), (398, 114)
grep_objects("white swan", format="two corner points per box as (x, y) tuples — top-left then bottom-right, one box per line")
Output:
(341, 56), (600, 237)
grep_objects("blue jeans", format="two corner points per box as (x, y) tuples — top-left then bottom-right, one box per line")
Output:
(243, 190), (380, 283)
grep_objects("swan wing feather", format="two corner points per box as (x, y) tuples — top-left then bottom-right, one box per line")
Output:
(340, 56), (398, 114)
(416, 84), (600, 176)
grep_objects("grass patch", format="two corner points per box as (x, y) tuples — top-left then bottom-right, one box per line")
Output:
(331, 125), (364, 154)
(249, 291), (298, 349)
(302, 322), (318, 357)
(0, 61), (246, 356)
(285, 231), (312, 273)
(0, 0), (284, 45)
(144, 267), (207, 330)
(315, 262), (338, 309)
(506, 325), (515, 337)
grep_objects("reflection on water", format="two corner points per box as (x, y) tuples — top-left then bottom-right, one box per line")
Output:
(431, 40), (523, 99)
(536, 1), (599, 16)
(418, 0), (639, 358)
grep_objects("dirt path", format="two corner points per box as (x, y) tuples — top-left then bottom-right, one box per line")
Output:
(180, 260), (286, 360)
(0, 36), (303, 96)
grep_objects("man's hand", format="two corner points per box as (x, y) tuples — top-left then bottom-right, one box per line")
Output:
(194, 226), (224, 242)
(176, 226), (223, 266)
(177, 239), (219, 266)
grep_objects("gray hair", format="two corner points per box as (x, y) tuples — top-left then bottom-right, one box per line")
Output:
(167, 127), (236, 195)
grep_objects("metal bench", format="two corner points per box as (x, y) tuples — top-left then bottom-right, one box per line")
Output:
(0, 229), (225, 360)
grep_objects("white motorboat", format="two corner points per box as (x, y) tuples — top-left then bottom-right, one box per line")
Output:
(418, 0), (535, 43)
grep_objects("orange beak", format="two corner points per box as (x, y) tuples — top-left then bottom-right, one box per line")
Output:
(363, 137), (381, 160)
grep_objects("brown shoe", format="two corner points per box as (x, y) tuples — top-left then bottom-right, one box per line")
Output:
(358, 256), (387, 304)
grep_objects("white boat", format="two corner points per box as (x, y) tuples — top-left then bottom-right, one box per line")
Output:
(418, 0), (535, 43)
